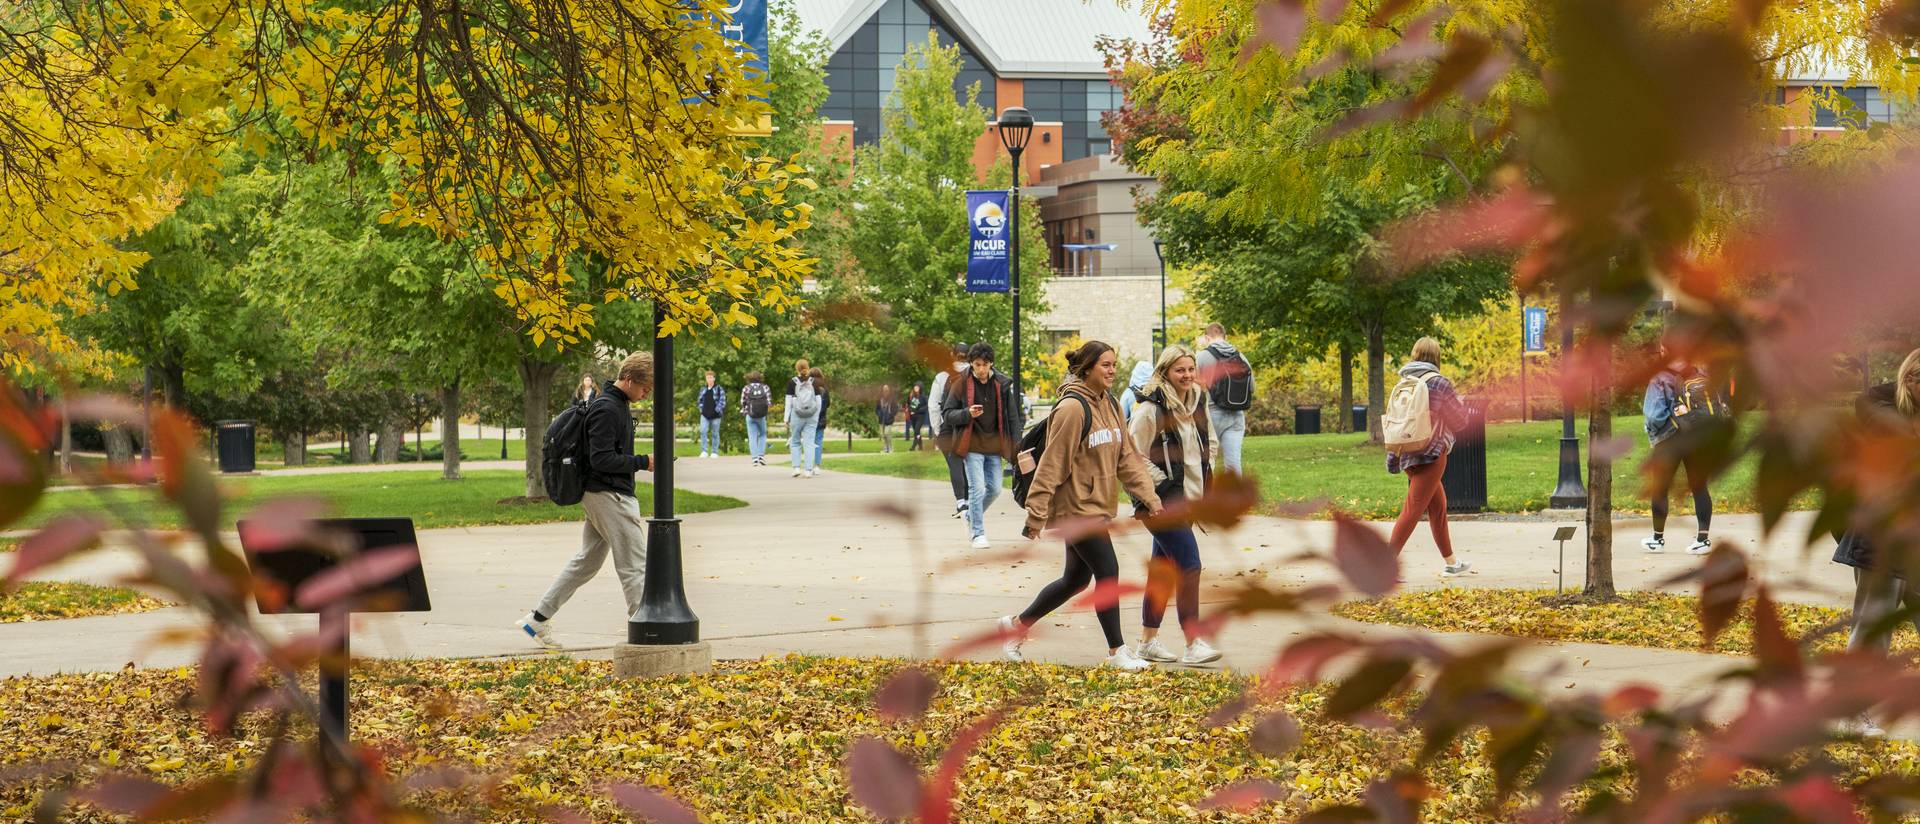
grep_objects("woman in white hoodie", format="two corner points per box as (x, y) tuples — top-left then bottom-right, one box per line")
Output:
(1127, 345), (1222, 665)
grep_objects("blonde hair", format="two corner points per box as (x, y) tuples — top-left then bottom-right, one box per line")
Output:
(618, 353), (654, 386)
(795, 358), (810, 374)
(1900, 347), (1920, 418)
(1410, 337), (1443, 366)
(1142, 345), (1201, 414)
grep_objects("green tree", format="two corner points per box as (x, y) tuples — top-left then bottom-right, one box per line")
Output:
(834, 33), (1051, 396)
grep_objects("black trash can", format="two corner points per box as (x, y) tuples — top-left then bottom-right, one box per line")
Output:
(1441, 400), (1488, 513)
(1350, 405), (1367, 433)
(215, 420), (256, 474)
(1293, 405), (1322, 435)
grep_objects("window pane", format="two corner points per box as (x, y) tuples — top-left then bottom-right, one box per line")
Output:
(879, 0), (904, 24)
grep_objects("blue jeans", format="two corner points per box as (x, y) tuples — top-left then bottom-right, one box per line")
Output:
(746, 417), (767, 459)
(1209, 408), (1246, 474)
(1142, 524), (1202, 632)
(788, 416), (817, 470)
(812, 419), (826, 469)
(698, 416), (721, 454)
(963, 452), (1004, 539)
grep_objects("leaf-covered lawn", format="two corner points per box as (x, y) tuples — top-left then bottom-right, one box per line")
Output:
(18, 471), (745, 532)
(0, 581), (169, 622)
(1332, 588), (1914, 656)
(3, 656), (1916, 821)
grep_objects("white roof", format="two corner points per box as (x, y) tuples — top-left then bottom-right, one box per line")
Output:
(788, 0), (1154, 78)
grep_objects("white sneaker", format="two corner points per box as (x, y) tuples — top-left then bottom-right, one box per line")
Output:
(1136, 637), (1179, 662)
(952, 500), (966, 519)
(516, 613), (559, 649)
(1181, 638), (1223, 664)
(1687, 539), (1712, 555)
(792, 467), (804, 477)
(699, 451), (709, 459)
(1441, 560), (1472, 577)
(998, 615), (1026, 662)
(1642, 535), (1665, 553)
(807, 469), (818, 478)
(1105, 645), (1153, 672)
(970, 535), (990, 549)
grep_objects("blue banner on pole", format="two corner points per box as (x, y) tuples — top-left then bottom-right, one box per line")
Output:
(721, 0), (769, 94)
(965, 190), (1012, 293)
(1523, 307), (1548, 353)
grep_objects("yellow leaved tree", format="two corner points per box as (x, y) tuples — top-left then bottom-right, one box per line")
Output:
(0, 0), (814, 372)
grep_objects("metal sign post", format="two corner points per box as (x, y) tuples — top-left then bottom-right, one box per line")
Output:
(1551, 525), (1577, 595)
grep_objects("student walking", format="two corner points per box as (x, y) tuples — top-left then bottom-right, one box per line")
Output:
(810, 367), (831, 471)
(741, 371), (772, 466)
(1128, 345), (1222, 665)
(1119, 360), (1153, 420)
(784, 359), (812, 473)
(1832, 348), (1920, 737)
(786, 367), (822, 478)
(905, 384), (928, 450)
(1381, 337), (1472, 577)
(1000, 340), (1163, 671)
(697, 370), (726, 458)
(876, 385), (900, 454)
(940, 343), (1023, 549)
(929, 344), (972, 520)
(575, 373), (598, 402)
(518, 353), (656, 648)
(1640, 349), (1724, 554)
(1195, 323), (1255, 473)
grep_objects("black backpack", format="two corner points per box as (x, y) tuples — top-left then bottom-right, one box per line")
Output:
(1206, 345), (1255, 412)
(1011, 395), (1094, 508)
(1673, 372), (1729, 431)
(743, 383), (770, 418)
(542, 400), (592, 506)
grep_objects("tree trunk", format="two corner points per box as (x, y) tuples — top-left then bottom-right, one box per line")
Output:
(1365, 323), (1386, 444)
(1338, 340), (1355, 433)
(519, 358), (561, 498)
(1584, 338), (1616, 600)
(375, 424), (402, 463)
(283, 434), (307, 467)
(440, 380), (463, 481)
(103, 425), (134, 464)
(158, 362), (187, 409)
(57, 397), (73, 476)
(349, 431), (372, 464)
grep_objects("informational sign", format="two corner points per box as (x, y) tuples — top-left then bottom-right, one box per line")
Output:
(965, 190), (1012, 293)
(1523, 306), (1548, 353)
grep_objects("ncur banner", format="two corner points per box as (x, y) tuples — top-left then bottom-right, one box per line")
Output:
(965, 190), (1011, 293)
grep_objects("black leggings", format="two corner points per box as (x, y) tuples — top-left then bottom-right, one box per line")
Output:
(1018, 531), (1124, 650)
(944, 450), (968, 501)
(1650, 451), (1713, 534)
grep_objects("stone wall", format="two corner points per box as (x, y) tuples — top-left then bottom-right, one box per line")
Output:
(1034, 275), (1181, 366)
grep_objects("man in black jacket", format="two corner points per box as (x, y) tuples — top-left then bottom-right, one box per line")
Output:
(519, 352), (656, 648)
(940, 343), (1023, 549)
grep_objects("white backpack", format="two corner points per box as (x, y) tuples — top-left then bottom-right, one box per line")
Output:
(1382, 372), (1439, 455)
(790, 380), (820, 420)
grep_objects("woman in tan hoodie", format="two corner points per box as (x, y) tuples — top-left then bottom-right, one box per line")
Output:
(1000, 341), (1164, 671)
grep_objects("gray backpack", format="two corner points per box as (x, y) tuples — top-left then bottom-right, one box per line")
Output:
(790, 379), (820, 420)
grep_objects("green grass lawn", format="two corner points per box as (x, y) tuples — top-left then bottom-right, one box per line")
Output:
(255, 430), (900, 470)
(825, 416), (1811, 519)
(21, 470), (745, 532)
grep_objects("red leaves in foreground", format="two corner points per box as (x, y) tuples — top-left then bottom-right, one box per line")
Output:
(1332, 516), (1398, 597)
(3, 514), (105, 589)
(608, 783), (702, 824)
(847, 712), (1005, 824)
(874, 667), (938, 721)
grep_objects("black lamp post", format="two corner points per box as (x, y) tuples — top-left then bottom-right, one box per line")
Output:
(631, 300), (700, 645)
(997, 106), (1034, 402)
(1549, 299), (1588, 509)
(1152, 240), (1167, 350)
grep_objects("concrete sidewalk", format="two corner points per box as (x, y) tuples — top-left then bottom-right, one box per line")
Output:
(5, 451), (1858, 723)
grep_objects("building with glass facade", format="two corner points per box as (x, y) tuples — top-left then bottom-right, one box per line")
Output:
(793, 0), (1176, 361)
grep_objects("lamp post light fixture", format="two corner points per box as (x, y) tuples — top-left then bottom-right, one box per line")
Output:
(1549, 300), (1588, 509)
(997, 106), (1034, 402)
(1152, 240), (1167, 351)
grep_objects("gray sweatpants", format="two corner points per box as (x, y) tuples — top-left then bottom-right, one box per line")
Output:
(1847, 567), (1920, 654)
(534, 490), (648, 620)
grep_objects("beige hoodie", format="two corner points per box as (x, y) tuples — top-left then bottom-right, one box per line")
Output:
(1023, 380), (1162, 534)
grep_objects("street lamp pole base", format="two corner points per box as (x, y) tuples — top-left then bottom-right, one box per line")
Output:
(628, 517), (700, 644)
(613, 641), (712, 679)
(1549, 436), (1588, 510)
